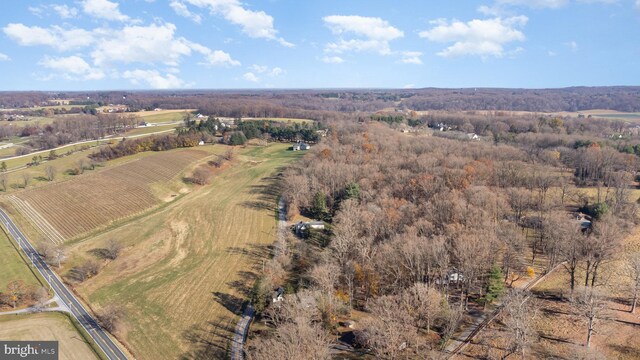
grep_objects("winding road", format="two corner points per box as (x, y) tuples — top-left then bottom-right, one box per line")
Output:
(0, 208), (128, 360)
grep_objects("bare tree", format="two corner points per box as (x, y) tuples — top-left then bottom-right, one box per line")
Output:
(6, 280), (25, 309)
(573, 287), (607, 348)
(558, 221), (584, 294)
(97, 304), (125, 332)
(21, 172), (32, 188)
(34, 287), (49, 311)
(0, 172), (8, 191)
(105, 239), (123, 260)
(190, 167), (211, 185)
(76, 158), (89, 174)
(44, 165), (57, 181)
(503, 290), (537, 358)
(356, 295), (425, 358)
(626, 252), (640, 313)
(247, 319), (331, 360)
(584, 216), (623, 287)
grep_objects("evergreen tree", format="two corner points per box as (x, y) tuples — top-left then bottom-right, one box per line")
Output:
(484, 265), (505, 306)
(311, 191), (328, 220)
(343, 182), (361, 200)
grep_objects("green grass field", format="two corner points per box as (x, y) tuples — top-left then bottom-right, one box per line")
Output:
(62, 143), (301, 359)
(124, 124), (178, 136)
(0, 227), (40, 289)
(133, 109), (194, 123)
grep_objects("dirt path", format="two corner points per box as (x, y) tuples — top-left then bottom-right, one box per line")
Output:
(230, 197), (286, 360)
(445, 263), (564, 358)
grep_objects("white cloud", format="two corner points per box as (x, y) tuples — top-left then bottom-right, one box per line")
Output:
(122, 69), (186, 89)
(249, 64), (282, 76)
(566, 40), (579, 52)
(243, 72), (259, 82)
(323, 15), (403, 55)
(81, 0), (131, 22)
(183, 0), (292, 46)
(3, 23), (94, 51)
(495, 0), (569, 8)
(636, 0), (640, 8)
(270, 67), (283, 77)
(419, 16), (528, 58)
(399, 51), (423, 65)
(548, 50), (557, 56)
(91, 23), (193, 66)
(170, 1), (202, 24)
(250, 64), (268, 73)
(322, 56), (344, 64)
(0, 53), (10, 61)
(403, 84), (416, 89)
(53, 4), (79, 19)
(201, 50), (241, 67)
(247, 65), (282, 78)
(39, 55), (105, 80)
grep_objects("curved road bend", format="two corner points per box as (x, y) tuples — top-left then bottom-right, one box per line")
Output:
(0, 208), (128, 360)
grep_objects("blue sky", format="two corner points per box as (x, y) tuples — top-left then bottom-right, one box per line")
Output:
(0, 0), (639, 90)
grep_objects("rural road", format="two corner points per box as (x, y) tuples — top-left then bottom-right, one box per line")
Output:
(230, 197), (287, 360)
(1, 126), (177, 165)
(0, 208), (128, 360)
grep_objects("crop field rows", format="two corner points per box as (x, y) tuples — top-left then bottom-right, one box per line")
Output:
(10, 149), (210, 241)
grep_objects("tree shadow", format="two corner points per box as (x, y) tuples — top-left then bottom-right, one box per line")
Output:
(88, 248), (111, 260)
(180, 317), (235, 360)
(212, 292), (245, 316)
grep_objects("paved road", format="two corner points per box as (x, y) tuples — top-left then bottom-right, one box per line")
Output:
(0, 208), (128, 360)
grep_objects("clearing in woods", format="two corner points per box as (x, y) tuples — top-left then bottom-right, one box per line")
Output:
(63, 143), (301, 359)
(7, 148), (211, 242)
(0, 313), (99, 360)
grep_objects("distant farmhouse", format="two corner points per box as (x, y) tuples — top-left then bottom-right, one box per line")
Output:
(292, 143), (311, 151)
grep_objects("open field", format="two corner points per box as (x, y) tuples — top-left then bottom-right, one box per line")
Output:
(9, 148), (211, 241)
(0, 313), (100, 360)
(58, 143), (301, 359)
(131, 109), (195, 123)
(123, 123), (178, 136)
(0, 226), (40, 289)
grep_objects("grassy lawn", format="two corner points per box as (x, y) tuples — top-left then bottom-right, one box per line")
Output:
(64, 143), (301, 359)
(133, 109), (195, 123)
(0, 312), (100, 360)
(0, 227), (41, 289)
(124, 124), (178, 136)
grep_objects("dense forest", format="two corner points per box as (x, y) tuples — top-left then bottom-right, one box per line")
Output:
(2, 87), (640, 115)
(246, 111), (640, 358)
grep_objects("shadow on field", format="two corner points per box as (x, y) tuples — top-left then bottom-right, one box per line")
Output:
(88, 248), (112, 260)
(180, 317), (235, 360)
(212, 292), (245, 316)
(241, 173), (282, 212)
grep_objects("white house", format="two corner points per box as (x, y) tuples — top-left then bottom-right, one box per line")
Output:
(292, 143), (311, 151)
(294, 221), (325, 236)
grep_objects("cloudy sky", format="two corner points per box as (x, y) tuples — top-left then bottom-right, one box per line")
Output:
(0, 0), (639, 90)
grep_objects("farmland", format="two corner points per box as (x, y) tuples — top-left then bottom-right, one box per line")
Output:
(8, 148), (211, 241)
(0, 313), (99, 360)
(0, 226), (40, 289)
(56, 143), (301, 359)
